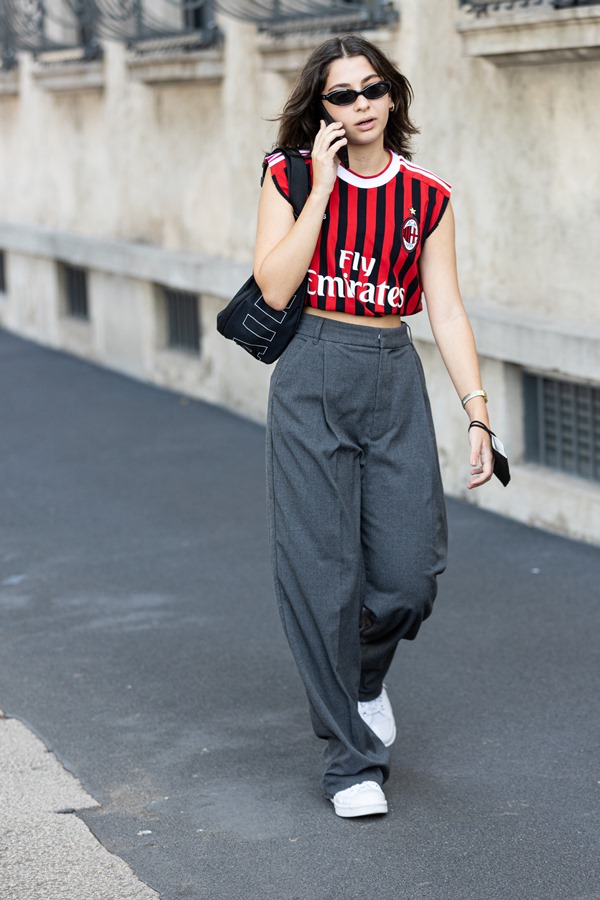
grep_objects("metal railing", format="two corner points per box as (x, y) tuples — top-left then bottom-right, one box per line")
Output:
(214, 0), (398, 34)
(0, 0), (398, 69)
(458, 0), (598, 14)
(0, 0), (219, 70)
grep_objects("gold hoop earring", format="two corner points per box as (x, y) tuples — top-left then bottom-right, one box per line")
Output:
(390, 103), (395, 112)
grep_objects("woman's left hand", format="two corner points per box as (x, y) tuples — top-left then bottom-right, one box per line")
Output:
(467, 428), (494, 489)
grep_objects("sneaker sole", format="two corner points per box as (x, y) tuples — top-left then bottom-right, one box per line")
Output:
(382, 723), (397, 748)
(331, 799), (388, 818)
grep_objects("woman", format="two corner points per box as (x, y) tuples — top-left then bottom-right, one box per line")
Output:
(253, 34), (493, 818)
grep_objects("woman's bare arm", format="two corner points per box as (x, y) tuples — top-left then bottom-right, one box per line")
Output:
(253, 121), (347, 310)
(253, 171), (329, 309)
(419, 202), (494, 489)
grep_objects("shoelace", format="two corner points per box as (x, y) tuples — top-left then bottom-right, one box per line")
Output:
(344, 781), (379, 795)
(359, 695), (386, 716)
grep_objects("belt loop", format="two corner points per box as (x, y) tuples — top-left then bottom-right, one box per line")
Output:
(312, 316), (325, 344)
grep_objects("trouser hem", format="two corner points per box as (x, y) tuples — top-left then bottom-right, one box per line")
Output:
(357, 688), (384, 703)
(323, 768), (385, 800)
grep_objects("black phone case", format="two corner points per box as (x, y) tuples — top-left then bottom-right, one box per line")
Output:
(320, 105), (349, 169)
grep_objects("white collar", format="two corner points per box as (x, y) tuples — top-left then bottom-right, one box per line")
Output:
(336, 152), (401, 189)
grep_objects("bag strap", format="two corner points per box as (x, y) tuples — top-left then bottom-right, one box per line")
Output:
(285, 149), (311, 219)
(261, 147), (311, 220)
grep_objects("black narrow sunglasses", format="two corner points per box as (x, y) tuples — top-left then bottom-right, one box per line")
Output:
(320, 80), (392, 107)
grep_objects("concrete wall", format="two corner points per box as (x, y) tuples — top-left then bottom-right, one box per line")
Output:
(1, 1), (599, 543)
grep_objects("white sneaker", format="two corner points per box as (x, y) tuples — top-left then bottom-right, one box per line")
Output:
(330, 781), (388, 818)
(358, 685), (397, 747)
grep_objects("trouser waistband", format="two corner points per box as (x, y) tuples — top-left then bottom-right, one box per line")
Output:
(296, 313), (412, 349)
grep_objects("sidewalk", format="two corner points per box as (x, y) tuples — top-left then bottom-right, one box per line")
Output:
(1, 327), (599, 900)
(0, 711), (158, 900)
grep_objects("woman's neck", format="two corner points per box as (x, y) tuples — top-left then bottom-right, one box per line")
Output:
(347, 142), (391, 177)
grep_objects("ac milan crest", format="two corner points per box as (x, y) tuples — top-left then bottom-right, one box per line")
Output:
(402, 216), (419, 252)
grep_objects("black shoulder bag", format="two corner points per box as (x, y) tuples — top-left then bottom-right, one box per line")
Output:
(216, 148), (311, 364)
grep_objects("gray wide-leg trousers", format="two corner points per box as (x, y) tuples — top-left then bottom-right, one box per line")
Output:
(266, 313), (448, 798)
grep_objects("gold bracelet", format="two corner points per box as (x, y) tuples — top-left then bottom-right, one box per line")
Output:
(461, 389), (488, 409)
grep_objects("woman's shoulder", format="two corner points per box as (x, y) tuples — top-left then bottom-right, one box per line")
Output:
(265, 148), (311, 171)
(263, 148), (311, 203)
(397, 155), (452, 198)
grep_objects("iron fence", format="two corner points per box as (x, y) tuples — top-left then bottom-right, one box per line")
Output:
(0, 0), (218, 70)
(213, 0), (398, 34)
(458, 0), (598, 14)
(0, 0), (400, 69)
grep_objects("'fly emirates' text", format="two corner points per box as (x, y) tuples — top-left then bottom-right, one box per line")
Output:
(307, 250), (405, 309)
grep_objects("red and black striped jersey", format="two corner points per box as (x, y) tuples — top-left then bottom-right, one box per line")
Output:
(265, 149), (451, 317)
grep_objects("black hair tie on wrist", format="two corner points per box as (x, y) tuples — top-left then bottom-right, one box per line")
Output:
(468, 420), (494, 438)
(468, 420), (511, 487)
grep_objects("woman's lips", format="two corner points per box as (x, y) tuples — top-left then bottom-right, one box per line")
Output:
(355, 118), (376, 131)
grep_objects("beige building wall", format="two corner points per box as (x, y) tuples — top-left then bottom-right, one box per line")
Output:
(1, 1), (599, 543)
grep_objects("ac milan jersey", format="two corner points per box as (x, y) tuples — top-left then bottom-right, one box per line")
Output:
(265, 150), (451, 317)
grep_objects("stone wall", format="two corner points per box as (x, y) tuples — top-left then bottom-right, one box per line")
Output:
(1, 1), (599, 543)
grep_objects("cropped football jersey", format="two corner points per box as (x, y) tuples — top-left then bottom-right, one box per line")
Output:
(265, 149), (451, 317)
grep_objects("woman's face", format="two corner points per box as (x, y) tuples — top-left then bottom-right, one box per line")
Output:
(321, 54), (392, 150)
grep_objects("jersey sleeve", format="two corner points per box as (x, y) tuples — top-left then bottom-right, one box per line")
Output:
(424, 179), (452, 240)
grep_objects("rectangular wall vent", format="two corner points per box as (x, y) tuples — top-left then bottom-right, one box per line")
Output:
(63, 263), (90, 320)
(164, 287), (201, 354)
(524, 373), (600, 483)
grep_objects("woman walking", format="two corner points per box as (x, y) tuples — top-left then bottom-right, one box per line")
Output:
(254, 34), (493, 818)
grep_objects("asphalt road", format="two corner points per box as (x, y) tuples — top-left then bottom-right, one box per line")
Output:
(1, 327), (599, 900)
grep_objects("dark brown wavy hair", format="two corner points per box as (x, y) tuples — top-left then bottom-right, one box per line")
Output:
(276, 35), (419, 160)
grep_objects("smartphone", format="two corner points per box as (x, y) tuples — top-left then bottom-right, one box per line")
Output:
(319, 104), (349, 169)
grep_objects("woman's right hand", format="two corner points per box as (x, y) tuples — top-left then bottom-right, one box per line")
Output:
(254, 125), (344, 308)
(311, 119), (347, 197)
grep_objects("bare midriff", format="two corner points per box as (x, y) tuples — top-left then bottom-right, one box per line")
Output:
(304, 307), (403, 328)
